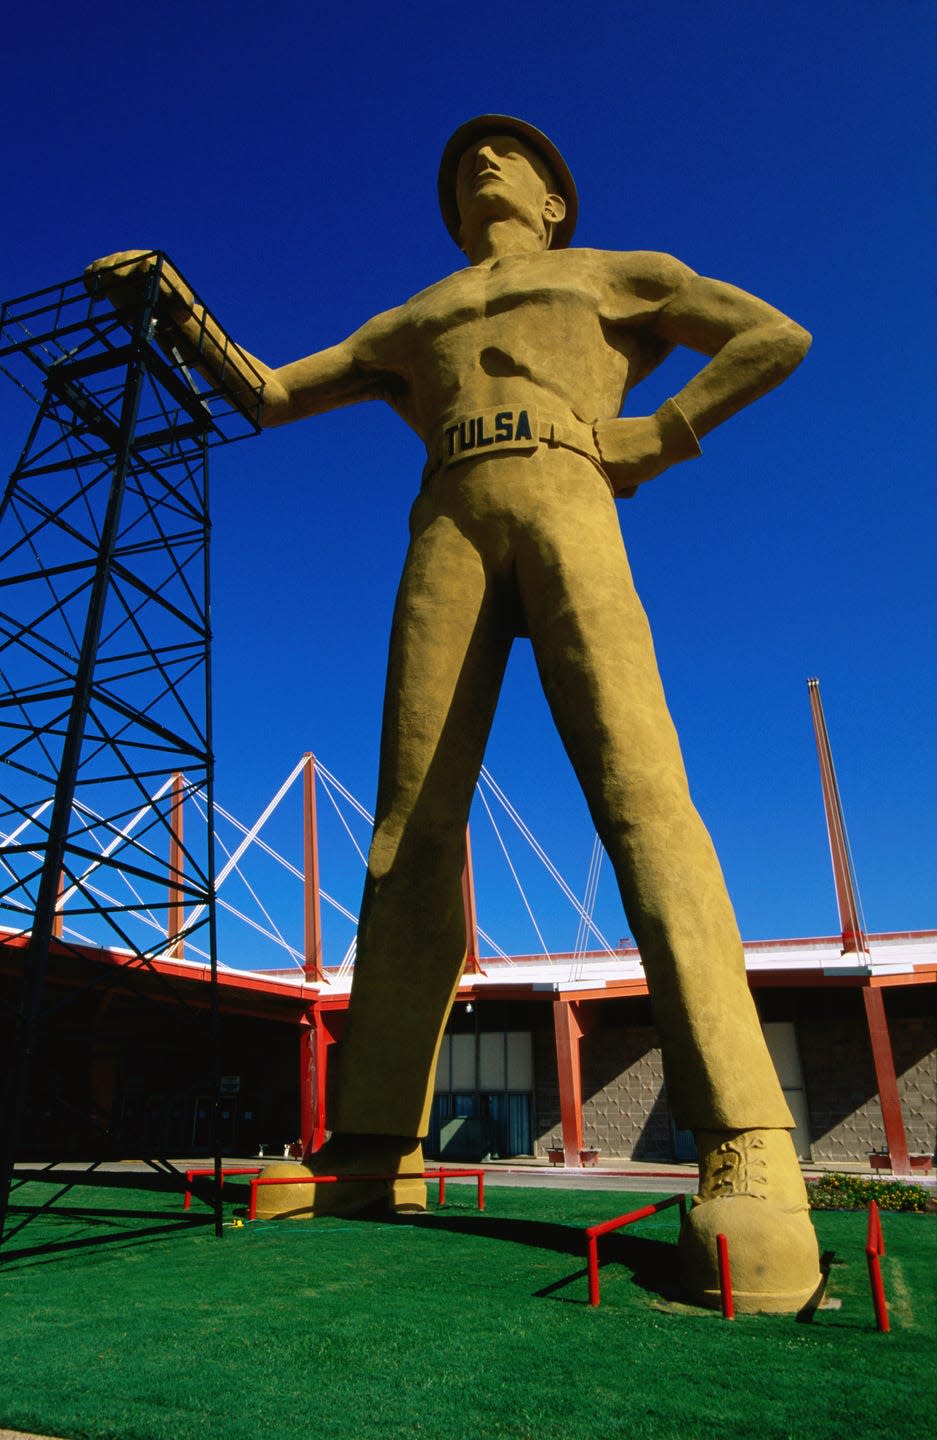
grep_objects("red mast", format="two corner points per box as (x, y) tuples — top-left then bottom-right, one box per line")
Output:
(807, 678), (911, 1175)
(807, 677), (868, 955)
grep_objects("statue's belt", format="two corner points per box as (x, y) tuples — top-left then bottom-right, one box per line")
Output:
(422, 405), (604, 483)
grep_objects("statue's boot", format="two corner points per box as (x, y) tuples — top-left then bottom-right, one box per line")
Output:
(678, 1128), (821, 1313)
(253, 1134), (427, 1220)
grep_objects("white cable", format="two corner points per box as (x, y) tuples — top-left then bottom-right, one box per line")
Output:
(479, 766), (617, 957)
(476, 784), (551, 959)
(336, 934), (357, 978)
(204, 817), (295, 962)
(316, 768), (370, 867)
(183, 754), (308, 931)
(313, 762), (375, 825)
(0, 798), (54, 847)
(193, 793), (359, 926)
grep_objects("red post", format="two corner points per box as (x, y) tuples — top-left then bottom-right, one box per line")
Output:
(303, 753), (324, 982)
(862, 987), (911, 1177)
(168, 771), (184, 959)
(587, 1235), (600, 1307)
(299, 1009), (335, 1156)
(461, 824), (483, 975)
(717, 1233), (735, 1320)
(583, 1194), (685, 1307)
(477, 1170), (484, 1212)
(299, 1017), (316, 1157)
(553, 999), (585, 1167)
(438, 1169), (446, 1206)
(866, 1207), (890, 1334)
(53, 867), (65, 940)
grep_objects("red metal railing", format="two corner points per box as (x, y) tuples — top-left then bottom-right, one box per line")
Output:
(584, 1194), (687, 1307)
(866, 1199), (889, 1333)
(182, 1166), (262, 1210)
(247, 1166), (485, 1221)
(716, 1232), (734, 1320)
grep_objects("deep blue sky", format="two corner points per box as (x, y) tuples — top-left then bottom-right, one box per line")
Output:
(2, 1), (934, 968)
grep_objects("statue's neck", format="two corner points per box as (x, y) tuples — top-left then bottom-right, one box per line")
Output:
(463, 218), (547, 266)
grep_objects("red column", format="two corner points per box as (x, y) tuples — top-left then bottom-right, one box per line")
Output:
(303, 753), (324, 982)
(53, 867), (65, 940)
(299, 1017), (315, 1155)
(168, 771), (184, 958)
(862, 986), (911, 1176)
(553, 999), (585, 1167)
(299, 1008), (338, 1156)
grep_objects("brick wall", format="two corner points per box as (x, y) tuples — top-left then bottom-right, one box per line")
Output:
(533, 1020), (673, 1159)
(792, 995), (934, 1161)
(533, 988), (935, 1164)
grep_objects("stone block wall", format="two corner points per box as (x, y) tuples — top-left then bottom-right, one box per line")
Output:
(532, 987), (935, 1164)
(800, 1004), (936, 1161)
(533, 1019), (673, 1159)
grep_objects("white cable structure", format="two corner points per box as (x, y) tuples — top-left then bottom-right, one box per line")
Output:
(478, 766), (617, 957)
(207, 794), (358, 923)
(194, 795), (296, 965)
(182, 754), (309, 933)
(68, 788), (176, 938)
(475, 783), (552, 959)
(572, 833), (604, 981)
(314, 760), (375, 825)
(316, 767), (370, 867)
(3, 752), (616, 978)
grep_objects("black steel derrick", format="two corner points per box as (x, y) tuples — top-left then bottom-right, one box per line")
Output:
(0, 254), (263, 1244)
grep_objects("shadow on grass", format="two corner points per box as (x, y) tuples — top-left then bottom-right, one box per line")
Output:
(401, 1211), (682, 1306)
(10, 1162), (190, 1195)
(0, 1213), (216, 1267)
(1, 1165), (218, 1266)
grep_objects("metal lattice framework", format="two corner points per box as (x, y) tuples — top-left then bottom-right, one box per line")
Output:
(0, 255), (263, 1238)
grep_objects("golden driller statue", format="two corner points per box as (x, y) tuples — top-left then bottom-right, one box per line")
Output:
(91, 115), (821, 1311)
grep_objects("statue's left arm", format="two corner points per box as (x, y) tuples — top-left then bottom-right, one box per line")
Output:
(595, 256), (811, 496)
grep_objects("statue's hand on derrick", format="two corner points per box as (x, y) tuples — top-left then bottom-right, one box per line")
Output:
(84, 252), (264, 415)
(593, 398), (702, 499)
(83, 251), (195, 325)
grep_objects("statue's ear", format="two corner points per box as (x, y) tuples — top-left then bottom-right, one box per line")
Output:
(543, 194), (566, 226)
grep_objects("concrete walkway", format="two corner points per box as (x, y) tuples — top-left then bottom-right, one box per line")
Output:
(13, 1152), (933, 1193)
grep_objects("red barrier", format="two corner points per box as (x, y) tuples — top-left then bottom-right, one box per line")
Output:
(866, 1200), (890, 1333)
(584, 1193), (687, 1307)
(247, 1166), (485, 1222)
(426, 1168), (485, 1212)
(716, 1233), (734, 1320)
(183, 1166), (262, 1210)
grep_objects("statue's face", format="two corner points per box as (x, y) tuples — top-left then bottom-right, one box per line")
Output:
(455, 135), (557, 243)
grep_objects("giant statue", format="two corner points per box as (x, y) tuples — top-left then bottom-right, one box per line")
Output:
(90, 115), (821, 1311)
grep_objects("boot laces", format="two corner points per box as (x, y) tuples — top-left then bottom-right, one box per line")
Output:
(709, 1134), (769, 1199)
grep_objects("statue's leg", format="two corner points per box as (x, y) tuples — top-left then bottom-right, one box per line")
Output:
(516, 454), (820, 1310)
(256, 493), (514, 1219)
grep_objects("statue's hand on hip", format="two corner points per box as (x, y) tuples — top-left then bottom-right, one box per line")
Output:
(594, 398), (702, 500)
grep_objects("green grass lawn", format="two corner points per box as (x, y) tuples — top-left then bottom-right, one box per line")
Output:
(0, 1172), (934, 1440)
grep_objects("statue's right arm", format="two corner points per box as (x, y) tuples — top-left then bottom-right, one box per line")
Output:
(260, 326), (392, 427)
(84, 251), (397, 427)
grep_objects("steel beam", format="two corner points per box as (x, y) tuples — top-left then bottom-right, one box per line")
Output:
(552, 999), (585, 1166)
(303, 754), (324, 982)
(862, 986), (911, 1176)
